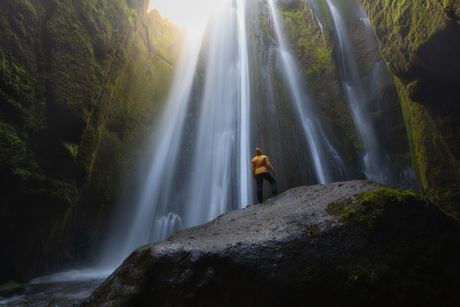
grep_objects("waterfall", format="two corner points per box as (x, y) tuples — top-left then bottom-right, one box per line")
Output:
(267, 0), (347, 184)
(325, 0), (409, 186)
(184, 0), (253, 227)
(99, 28), (205, 269)
(325, 0), (385, 182)
(100, 0), (252, 268)
(99, 0), (409, 271)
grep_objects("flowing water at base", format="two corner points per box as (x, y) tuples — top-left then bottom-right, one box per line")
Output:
(0, 269), (111, 306)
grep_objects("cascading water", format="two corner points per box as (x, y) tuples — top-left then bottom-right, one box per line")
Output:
(325, 0), (405, 185)
(184, 0), (253, 227)
(99, 29), (205, 269)
(267, 0), (348, 184)
(100, 0), (252, 268)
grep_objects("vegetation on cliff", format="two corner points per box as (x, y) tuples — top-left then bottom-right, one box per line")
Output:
(0, 0), (181, 282)
(281, 1), (363, 168)
(357, 0), (460, 217)
(272, 0), (412, 177)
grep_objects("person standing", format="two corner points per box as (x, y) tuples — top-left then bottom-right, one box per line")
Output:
(251, 148), (278, 204)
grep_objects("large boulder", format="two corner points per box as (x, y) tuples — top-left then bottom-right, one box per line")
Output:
(80, 181), (460, 306)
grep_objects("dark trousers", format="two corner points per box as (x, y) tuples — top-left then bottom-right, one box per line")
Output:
(255, 172), (278, 203)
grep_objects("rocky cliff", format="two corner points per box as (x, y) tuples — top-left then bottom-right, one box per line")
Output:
(0, 0), (181, 282)
(263, 0), (414, 185)
(80, 181), (460, 306)
(357, 0), (460, 216)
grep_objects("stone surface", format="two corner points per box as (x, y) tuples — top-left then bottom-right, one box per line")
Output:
(80, 181), (460, 306)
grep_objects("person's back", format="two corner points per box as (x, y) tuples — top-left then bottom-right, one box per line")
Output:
(251, 148), (277, 204)
(251, 153), (274, 176)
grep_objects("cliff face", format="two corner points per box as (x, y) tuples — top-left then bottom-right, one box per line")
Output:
(358, 0), (460, 217)
(272, 0), (413, 184)
(0, 0), (181, 282)
(246, 0), (306, 191)
(276, 0), (359, 169)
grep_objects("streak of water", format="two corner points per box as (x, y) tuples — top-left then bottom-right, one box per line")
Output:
(99, 21), (209, 269)
(185, 0), (252, 226)
(326, 0), (383, 182)
(267, 0), (347, 184)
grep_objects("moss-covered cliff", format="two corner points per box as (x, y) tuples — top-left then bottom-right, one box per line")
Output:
(276, 0), (359, 168)
(247, 0), (307, 190)
(0, 0), (181, 282)
(270, 0), (413, 184)
(358, 0), (460, 216)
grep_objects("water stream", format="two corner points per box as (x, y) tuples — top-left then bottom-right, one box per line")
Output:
(325, 0), (407, 186)
(267, 0), (348, 184)
(326, 0), (381, 181)
(184, 0), (253, 227)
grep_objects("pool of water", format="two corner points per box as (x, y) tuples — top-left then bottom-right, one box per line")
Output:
(0, 269), (112, 307)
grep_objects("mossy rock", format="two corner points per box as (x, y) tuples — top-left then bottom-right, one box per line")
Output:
(80, 181), (460, 306)
(396, 77), (460, 218)
(0, 281), (24, 297)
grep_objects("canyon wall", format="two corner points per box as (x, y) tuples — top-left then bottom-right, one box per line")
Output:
(0, 0), (181, 282)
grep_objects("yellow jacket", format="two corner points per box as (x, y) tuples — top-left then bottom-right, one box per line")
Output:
(251, 148), (275, 178)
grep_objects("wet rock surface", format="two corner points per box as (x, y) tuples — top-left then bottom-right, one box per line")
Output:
(80, 180), (460, 307)
(0, 270), (109, 307)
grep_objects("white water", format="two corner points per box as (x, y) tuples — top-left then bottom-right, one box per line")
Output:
(325, 0), (384, 182)
(98, 18), (209, 269)
(184, 0), (253, 226)
(267, 0), (346, 184)
(98, 0), (253, 269)
(236, 0), (252, 211)
(0, 269), (112, 306)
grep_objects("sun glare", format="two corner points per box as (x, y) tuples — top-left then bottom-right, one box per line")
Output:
(148, 0), (228, 32)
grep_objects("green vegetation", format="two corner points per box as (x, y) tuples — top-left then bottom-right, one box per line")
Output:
(360, 0), (451, 79)
(277, 0), (359, 167)
(396, 77), (460, 218)
(0, 0), (181, 282)
(311, 186), (460, 305)
(0, 281), (24, 296)
(328, 187), (426, 228)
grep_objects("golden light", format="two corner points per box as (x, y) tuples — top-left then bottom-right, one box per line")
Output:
(148, 0), (229, 33)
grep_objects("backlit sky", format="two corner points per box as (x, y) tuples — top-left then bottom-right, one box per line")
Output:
(148, 0), (224, 28)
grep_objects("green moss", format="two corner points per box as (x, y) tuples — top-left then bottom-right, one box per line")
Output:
(277, 1), (359, 167)
(328, 187), (426, 228)
(0, 0), (180, 281)
(0, 280), (24, 296)
(0, 122), (27, 167)
(62, 142), (79, 159)
(360, 0), (450, 79)
(396, 76), (460, 218)
(307, 224), (320, 236)
(129, 8), (138, 16)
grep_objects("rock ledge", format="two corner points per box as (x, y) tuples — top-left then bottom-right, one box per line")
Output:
(80, 181), (460, 307)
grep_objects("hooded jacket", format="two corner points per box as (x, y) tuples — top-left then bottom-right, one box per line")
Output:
(251, 148), (275, 178)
